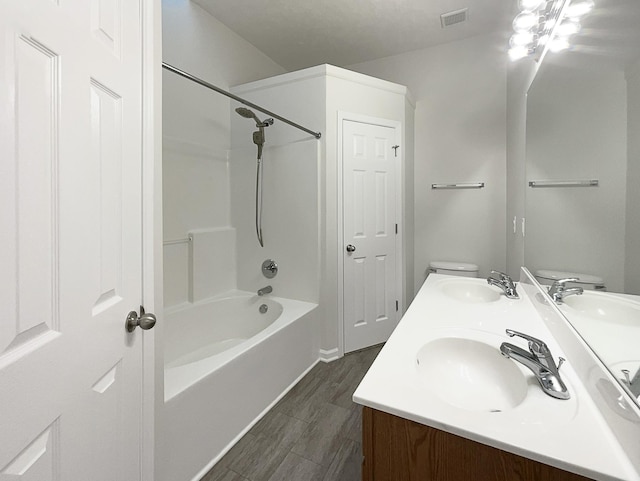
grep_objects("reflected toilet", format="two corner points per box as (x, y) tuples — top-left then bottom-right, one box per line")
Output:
(429, 261), (479, 278)
(535, 269), (606, 291)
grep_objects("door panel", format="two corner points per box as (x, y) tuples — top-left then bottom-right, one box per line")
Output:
(0, 1), (144, 479)
(343, 120), (398, 353)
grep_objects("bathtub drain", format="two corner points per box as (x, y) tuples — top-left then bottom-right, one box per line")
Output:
(259, 304), (268, 314)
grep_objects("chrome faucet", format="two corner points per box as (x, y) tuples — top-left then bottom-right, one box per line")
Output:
(500, 329), (569, 400)
(257, 285), (272, 296)
(547, 278), (583, 304)
(487, 270), (519, 299)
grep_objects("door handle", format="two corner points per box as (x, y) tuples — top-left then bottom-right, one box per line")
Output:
(125, 306), (157, 332)
(346, 244), (356, 253)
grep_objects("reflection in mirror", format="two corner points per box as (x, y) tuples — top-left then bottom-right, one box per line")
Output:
(524, 0), (640, 405)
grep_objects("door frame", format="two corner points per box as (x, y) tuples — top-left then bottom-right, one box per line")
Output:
(141, 1), (162, 480)
(337, 112), (404, 356)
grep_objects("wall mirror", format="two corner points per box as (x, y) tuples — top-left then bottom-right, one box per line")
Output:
(524, 0), (640, 405)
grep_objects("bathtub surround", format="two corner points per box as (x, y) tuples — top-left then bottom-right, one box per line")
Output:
(189, 228), (237, 302)
(162, 0), (286, 309)
(230, 140), (321, 305)
(231, 65), (414, 357)
(160, 2), (295, 480)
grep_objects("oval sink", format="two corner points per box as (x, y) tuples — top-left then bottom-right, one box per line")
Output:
(416, 336), (528, 412)
(562, 292), (640, 327)
(438, 279), (501, 303)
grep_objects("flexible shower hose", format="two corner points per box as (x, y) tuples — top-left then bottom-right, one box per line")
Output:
(256, 155), (264, 247)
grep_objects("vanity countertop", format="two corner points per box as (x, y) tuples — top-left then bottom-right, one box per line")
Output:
(353, 274), (640, 481)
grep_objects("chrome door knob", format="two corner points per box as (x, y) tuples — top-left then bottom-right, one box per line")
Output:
(125, 306), (156, 332)
(346, 244), (356, 253)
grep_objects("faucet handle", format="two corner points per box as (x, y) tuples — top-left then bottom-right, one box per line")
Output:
(622, 369), (631, 386)
(490, 270), (511, 282)
(505, 329), (549, 356)
(550, 278), (579, 289)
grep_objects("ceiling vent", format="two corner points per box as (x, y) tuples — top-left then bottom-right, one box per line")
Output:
(440, 8), (469, 28)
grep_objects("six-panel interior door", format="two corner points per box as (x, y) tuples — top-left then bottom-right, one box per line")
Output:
(343, 120), (399, 353)
(0, 1), (145, 480)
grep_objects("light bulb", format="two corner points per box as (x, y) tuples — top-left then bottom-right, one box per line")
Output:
(544, 18), (557, 31)
(518, 0), (544, 12)
(566, 0), (594, 18)
(513, 12), (539, 32)
(556, 20), (581, 36)
(510, 32), (535, 47)
(537, 34), (550, 47)
(508, 46), (531, 61)
(549, 37), (570, 52)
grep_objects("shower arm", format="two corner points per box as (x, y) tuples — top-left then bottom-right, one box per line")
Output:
(162, 62), (322, 140)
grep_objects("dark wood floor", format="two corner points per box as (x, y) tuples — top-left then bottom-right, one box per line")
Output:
(201, 345), (382, 481)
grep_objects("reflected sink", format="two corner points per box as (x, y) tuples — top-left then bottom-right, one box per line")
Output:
(438, 279), (501, 303)
(562, 292), (640, 327)
(416, 336), (528, 412)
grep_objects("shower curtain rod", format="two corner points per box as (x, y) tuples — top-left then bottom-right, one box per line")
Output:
(162, 62), (322, 140)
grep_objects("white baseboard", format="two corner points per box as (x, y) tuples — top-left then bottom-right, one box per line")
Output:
(319, 348), (340, 363)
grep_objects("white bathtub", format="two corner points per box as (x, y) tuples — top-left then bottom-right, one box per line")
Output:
(160, 290), (319, 481)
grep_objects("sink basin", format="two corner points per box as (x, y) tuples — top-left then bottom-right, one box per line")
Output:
(562, 292), (640, 327)
(438, 279), (501, 303)
(416, 336), (528, 412)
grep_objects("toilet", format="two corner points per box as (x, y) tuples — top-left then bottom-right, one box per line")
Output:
(429, 261), (479, 278)
(535, 269), (606, 291)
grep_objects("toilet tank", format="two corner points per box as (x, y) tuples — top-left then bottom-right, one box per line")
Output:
(429, 261), (479, 278)
(535, 269), (606, 291)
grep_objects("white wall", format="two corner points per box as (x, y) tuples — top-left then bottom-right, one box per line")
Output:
(524, 65), (627, 292)
(626, 59), (640, 294)
(348, 33), (508, 293)
(162, 0), (285, 307)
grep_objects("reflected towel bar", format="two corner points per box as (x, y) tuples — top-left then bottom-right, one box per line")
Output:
(431, 182), (485, 189)
(163, 235), (193, 246)
(528, 180), (599, 188)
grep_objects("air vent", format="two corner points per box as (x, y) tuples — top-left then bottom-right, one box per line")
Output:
(440, 8), (468, 28)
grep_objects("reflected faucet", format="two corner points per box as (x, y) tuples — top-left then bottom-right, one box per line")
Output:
(500, 329), (570, 400)
(257, 285), (273, 296)
(548, 278), (583, 304)
(487, 270), (519, 299)
(621, 368), (640, 398)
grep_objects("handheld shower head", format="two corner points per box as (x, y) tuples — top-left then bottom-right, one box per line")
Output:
(235, 107), (274, 128)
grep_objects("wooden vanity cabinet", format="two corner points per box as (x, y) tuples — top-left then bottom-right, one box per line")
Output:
(362, 407), (594, 481)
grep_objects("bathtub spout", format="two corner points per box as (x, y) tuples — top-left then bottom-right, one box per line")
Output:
(258, 285), (272, 296)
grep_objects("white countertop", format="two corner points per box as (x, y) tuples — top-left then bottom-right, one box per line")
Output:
(353, 274), (640, 481)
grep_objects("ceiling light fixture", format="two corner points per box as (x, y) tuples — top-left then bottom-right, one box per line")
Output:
(507, 0), (594, 61)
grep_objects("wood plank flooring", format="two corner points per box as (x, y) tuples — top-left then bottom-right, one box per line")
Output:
(201, 345), (382, 481)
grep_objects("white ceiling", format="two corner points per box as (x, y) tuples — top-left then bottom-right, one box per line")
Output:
(193, 0), (514, 70)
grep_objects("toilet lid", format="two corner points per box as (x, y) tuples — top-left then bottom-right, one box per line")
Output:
(535, 269), (604, 286)
(430, 261), (479, 272)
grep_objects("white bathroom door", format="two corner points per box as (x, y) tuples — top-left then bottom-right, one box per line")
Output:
(343, 120), (399, 353)
(0, 1), (147, 480)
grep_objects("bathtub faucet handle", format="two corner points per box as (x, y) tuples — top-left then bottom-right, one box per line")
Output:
(262, 259), (278, 279)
